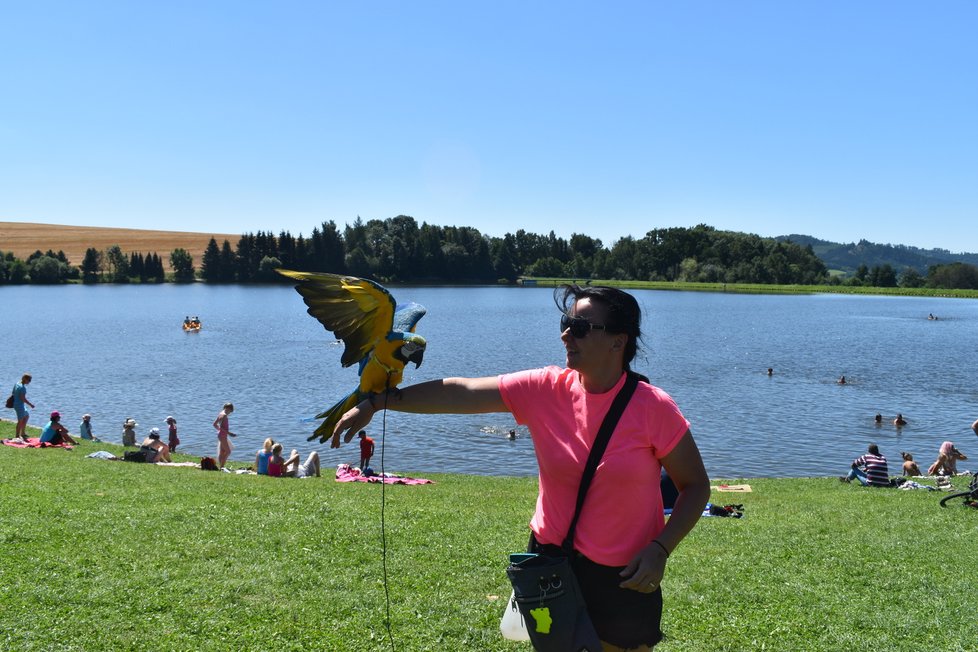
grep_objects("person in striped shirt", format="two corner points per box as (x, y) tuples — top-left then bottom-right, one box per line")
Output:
(841, 443), (890, 486)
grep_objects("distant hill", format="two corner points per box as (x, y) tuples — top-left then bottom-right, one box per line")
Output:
(775, 234), (978, 274)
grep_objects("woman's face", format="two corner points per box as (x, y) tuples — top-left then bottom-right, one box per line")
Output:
(561, 298), (619, 375)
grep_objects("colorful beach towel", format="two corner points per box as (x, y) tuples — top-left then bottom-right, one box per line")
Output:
(712, 484), (752, 492)
(2, 437), (73, 450)
(335, 463), (433, 485)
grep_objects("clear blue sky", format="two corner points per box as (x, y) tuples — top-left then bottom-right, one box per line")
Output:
(2, 1), (976, 251)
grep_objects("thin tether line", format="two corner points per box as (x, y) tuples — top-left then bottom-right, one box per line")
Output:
(379, 383), (395, 652)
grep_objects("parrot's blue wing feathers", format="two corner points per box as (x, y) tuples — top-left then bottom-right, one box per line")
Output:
(393, 302), (427, 334)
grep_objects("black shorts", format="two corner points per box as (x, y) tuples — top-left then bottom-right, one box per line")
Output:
(529, 536), (663, 649)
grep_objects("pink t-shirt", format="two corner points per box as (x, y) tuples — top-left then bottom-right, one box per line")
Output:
(499, 366), (689, 566)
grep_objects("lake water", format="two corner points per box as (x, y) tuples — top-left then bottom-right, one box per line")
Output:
(2, 284), (976, 479)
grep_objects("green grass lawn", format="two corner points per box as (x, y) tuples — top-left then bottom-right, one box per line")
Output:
(2, 419), (976, 651)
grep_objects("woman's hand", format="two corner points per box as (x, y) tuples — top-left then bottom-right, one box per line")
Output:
(618, 540), (668, 593)
(331, 398), (377, 448)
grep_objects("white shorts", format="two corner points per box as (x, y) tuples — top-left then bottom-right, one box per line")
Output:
(296, 460), (313, 478)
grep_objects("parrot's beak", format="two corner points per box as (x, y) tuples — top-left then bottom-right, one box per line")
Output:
(409, 349), (424, 368)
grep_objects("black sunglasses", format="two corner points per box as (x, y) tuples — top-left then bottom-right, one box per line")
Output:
(560, 314), (608, 338)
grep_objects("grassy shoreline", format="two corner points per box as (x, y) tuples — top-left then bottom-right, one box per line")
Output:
(523, 278), (978, 299)
(2, 420), (976, 651)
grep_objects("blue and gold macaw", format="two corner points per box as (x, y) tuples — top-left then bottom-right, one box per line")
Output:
(277, 269), (427, 445)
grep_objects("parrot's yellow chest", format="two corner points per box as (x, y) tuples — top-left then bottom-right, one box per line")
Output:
(359, 352), (404, 392)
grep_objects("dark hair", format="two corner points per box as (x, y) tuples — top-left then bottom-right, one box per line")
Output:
(555, 284), (644, 375)
(868, 443), (881, 456)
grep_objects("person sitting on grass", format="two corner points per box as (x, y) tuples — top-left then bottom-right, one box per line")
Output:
(140, 428), (172, 463)
(266, 443), (320, 478)
(928, 441), (967, 476)
(39, 411), (78, 446)
(122, 418), (138, 447)
(900, 452), (921, 477)
(255, 437), (274, 475)
(283, 448), (321, 478)
(79, 414), (100, 442)
(841, 443), (890, 487)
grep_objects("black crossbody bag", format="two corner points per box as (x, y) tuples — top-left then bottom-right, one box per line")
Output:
(505, 372), (639, 652)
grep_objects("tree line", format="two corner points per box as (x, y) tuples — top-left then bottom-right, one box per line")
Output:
(3, 218), (978, 289)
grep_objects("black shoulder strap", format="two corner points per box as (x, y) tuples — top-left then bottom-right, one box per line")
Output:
(561, 372), (640, 553)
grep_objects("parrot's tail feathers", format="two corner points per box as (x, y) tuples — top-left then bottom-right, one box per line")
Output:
(312, 390), (361, 444)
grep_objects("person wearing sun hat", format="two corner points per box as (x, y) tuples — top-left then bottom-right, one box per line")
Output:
(122, 418), (138, 447)
(78, 414), (100, 442)
(39, 411), (78, 446)
(165, 416), (180, 453)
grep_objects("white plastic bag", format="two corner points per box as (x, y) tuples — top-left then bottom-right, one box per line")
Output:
(499, 590), (530, 641)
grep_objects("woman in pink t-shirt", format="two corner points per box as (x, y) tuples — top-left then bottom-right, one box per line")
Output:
(331, 284), (710, 651)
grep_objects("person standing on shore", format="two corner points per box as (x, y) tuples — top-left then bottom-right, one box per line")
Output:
(331, 284), (710, 651)
(165, 416), (180, 453)
(212, 402), (236, 468)
(358, 430), (375, 470)
(11, 374), (35, 441)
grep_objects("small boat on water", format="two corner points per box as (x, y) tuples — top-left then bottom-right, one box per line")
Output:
(182, 316), (202, 332)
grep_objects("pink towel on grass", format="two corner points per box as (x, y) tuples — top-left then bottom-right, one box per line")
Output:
(335, 463), (432, 485)
(2, 437), (73, 450)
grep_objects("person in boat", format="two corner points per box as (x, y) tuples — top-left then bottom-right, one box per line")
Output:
(183, 316), (191, 328)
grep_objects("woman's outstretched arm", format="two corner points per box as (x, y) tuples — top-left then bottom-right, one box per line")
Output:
(330, 376), (506, 447)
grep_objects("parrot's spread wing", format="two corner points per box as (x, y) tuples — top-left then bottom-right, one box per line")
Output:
(276, 269), (395, 367)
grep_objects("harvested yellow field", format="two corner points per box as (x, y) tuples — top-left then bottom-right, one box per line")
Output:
(0, 221), (240, 270)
